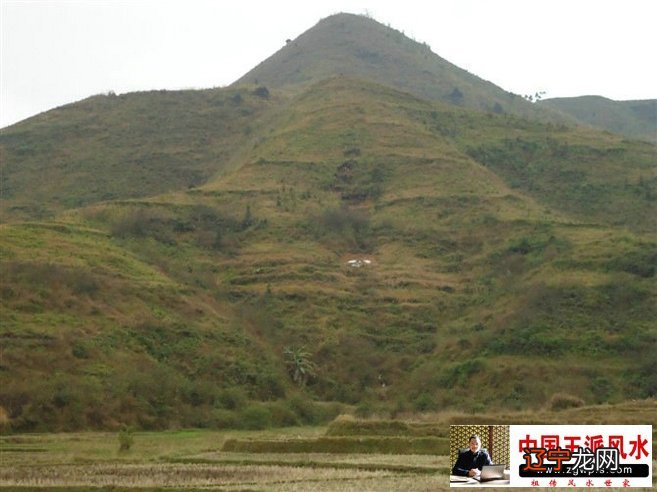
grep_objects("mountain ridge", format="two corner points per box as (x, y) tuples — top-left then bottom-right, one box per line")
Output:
(539, 96), (657, 143)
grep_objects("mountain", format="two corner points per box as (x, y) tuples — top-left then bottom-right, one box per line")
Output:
(1, 14), (656, 432)
(539, 96), (657, 143)
(234, 13), (569, 124)
(0, 87), (275, 220)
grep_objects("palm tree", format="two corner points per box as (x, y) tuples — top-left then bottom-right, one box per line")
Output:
(283, 346), (317, 387)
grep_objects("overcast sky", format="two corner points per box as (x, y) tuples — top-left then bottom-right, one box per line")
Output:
(2, 0), (656, 128)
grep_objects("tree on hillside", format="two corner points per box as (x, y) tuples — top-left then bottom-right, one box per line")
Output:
(523, 91), (546, 103)
(284, 347), (317, 387)
(449, 87), (464, 105)
(242, 205), (254, 229)
(253, 86), (270, 99)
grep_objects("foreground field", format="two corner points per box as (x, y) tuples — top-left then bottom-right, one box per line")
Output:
(0, 427), (448, 490)
(0, 463), (449, 491)
(2, 402), (656, 491)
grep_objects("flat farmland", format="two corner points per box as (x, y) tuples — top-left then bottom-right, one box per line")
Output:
(0, 428), (449, 490)
(2, 401), (656, 490)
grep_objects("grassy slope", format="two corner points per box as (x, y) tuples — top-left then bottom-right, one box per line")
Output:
(0, 218), (292, 431)
(455, 115), (657, 230)
(0, 87), (275, 221)
(539, 96), (657, 143)
(199, 77), (657, 407)
(234, 13), (570, 124)
(0, 77), (655, 430)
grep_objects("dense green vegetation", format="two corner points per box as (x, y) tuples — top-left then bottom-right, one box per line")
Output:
(0, 14), (655, 433)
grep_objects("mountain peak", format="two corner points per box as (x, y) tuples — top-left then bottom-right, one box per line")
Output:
(233, 12), (562, 123)
(318, 11), (371, 22)
(315, 11), (391, 29)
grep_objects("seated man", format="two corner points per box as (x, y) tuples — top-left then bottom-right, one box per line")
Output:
(452, 434), (493, 477)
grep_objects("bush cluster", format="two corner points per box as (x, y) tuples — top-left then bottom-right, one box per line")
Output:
(308, 206), (373, 251)
(108, 204), (246, 252)
(548, 393), (585, 410)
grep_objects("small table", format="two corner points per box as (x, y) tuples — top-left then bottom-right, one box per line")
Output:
(449, 474), (511, 487)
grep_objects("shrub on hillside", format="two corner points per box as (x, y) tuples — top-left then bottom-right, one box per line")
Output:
(216, 388), (248, 410)
(211, 409), (238, 429)
(626, 353), (657, 399)
(448, 87), (464, 105)
(265, 401), (300, 427)
(606, 250), (657, 278)
(413, 392), (437, 412)
(314, 401), (344, 424)
(3, 262), (99, 297)
(286, 396), (319, 424)
(549, 393), (585, 410)
(354, 401), (377, 418)
(180, 380), (220, 407)
(285, 397), (342, 425)
(240, 404), (272, 430)
(0, 406), (10, 430)
(440, 359), (487, 389)
(71, 342), (91, 359)
(253, 86), (270, 99)
(109, 208), (175, 244)
(309, 206), (373, 251)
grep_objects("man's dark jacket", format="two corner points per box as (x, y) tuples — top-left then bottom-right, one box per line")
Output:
(451, 448), (493, 476)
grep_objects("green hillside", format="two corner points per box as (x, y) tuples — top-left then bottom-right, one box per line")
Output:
(0, 87), (275, 220)
(0, 15), (655, 432)
(539, 96), (657, 143)
(234, 13), (569, 124)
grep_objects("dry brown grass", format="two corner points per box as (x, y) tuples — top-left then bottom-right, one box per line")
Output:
(0, 463), (441, 489)
(189, 451), (449, 469)
(412, 398), (657, 426)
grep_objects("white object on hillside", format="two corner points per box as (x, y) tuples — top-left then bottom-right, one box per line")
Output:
(347, 259), (372, 268)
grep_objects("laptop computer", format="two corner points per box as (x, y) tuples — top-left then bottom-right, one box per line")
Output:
(474, 464), (506, 482)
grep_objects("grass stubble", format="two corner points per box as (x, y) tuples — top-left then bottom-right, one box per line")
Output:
(0, 427), (451, 491)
